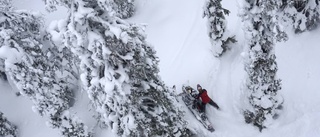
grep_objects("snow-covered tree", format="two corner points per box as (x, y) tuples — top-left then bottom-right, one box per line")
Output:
(0, 2), (90, 136)
(44, 0), (190, 136)
(240, 0), (285, 131)
(0, 0), (12, 11)
(42, 0), (72, 12)
(42, 0), (135, 19)
(0, 59), (6, 81)
(0, 112), (17, 137)
(281, 0), (320, 33)
(110, 0), (136, 19)
(45, 20), (80, 104)
(0, 2), (12, 83)
(203, 0), (236, 57)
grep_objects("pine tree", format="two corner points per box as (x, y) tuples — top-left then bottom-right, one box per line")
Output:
(44, 0), (190, 136)
(0, 112), (17, 137)
(110, 0), (136, 19)
(0, 0), (12, 11)
(0, 59), (6, 81)
(203, 0), (236, 57)
(281, 0), (320, 33)
(0, 2), (91, 136)
(240, 0), (285, 131)
(0, 0), (13, 84)
(45, 20), (80, 106)
(43, 0), (135, 19)
(42, 0), (73, 12)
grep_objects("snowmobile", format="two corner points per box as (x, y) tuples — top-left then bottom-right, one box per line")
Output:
(180, 85), (215, 132)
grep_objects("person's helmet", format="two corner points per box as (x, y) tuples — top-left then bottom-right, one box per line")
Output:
(197, 84), (202, 91)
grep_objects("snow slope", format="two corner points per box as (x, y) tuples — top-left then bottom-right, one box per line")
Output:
(131, 0), (320, 137)
(130, 0), (216, 90)
(1, 0), (320, 136)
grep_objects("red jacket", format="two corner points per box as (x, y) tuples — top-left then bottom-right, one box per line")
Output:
(198, 89), (211, 103)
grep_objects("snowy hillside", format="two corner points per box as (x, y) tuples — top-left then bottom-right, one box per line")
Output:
(1, 0), (320, 137)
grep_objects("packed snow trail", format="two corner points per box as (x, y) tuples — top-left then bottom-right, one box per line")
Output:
(130, 0), (215, 90)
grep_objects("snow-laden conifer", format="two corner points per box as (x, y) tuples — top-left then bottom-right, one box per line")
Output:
(240, 0), (286, 131)
(0, 112), (17, 137)
(281, 0), (320, 33)
(203, 0), (236, 57)
(43, 0), (135, 19)
(44, 0), (190, 136)
(45, 20), (80, 103)
(110, 0), (135, 19)
(0, 2), (90, 136)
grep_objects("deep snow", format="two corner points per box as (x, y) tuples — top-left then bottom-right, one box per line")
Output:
(1, 0), (320, 136)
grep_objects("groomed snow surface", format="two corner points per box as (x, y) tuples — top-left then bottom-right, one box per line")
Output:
(1, 0), (320, 136)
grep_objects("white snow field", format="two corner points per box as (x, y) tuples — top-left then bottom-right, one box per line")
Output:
(1, 0), (320, 136)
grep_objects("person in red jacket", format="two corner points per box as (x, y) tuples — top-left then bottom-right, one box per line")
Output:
(196, 84), (220, 113)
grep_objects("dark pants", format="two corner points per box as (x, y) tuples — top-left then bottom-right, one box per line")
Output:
(197, 100), (220, 113)
(197, 102), (206, 113)
(208, 100), (220, 110)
